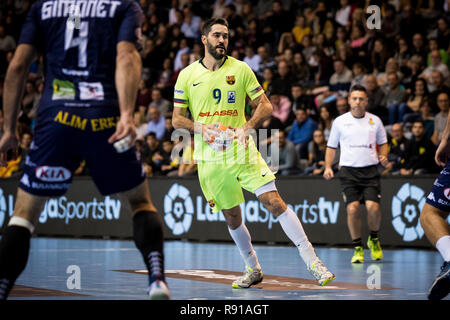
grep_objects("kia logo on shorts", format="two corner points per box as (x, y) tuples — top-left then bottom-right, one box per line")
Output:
(444, 188), (450, 201)
(35, 166), (71, 182)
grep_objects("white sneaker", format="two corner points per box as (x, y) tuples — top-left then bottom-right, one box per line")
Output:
(232, 266), (263, 288)
(148, 280), (170, 300)
(308, 258), (336, 286)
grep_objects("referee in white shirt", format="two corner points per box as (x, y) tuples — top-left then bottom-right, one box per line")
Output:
(323, 85), (389, 263)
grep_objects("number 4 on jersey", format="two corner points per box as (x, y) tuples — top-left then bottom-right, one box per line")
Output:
(65, 21), (88, 68)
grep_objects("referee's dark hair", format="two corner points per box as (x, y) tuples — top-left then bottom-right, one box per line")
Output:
(201, 18), (229, 36)
(349, 84), (367, 94)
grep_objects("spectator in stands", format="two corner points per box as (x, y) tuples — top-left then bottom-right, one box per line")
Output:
(420, 49), (450, 84)
(267, 130), (301, 175)
(318, 105), (336, 140)
(435, 17), (450, 51)
(402, 54), (424, 92)
(304, 129), (327, 176)
(428, 71), (450, 111)
(364, 74), (386, 122)
(155, 58), (175, 94)
(394, 37), (411, 70)
(146, 106), (166, 140)
(371, 38), (390, 75)
(148, 88), (171, 118)
(169, 136), (197, 177)
(135, 111), (149, 141)
(382, 72), (408, 124)
(351, 62), (367, 87)
(261, 67), (275, 95)
(19, 80), (39, 128)
(152, 139), (178, 176)
(404, 78), (429, 123)
(376, 58), (403, 88)
(335, 0), (351, 27)
(163, 116), (175, 141)
(292, 15), (311, 45)
(0, 25), (16, 53)
(174, 38), (190, 72)
(386, 123), (411, 175)
(291, 83), (316, 120)
(401, 121), (438, 175)
(287, 108), (318, 159)
(243, 45), (261, 73)
(136, 79), (152, 112)
(269, 91), (292, 128)
(381, 4), (401, 40)
(181, 5), (201, 39)
(292, 51), (310, 84)
(419, 98), (435, 139)
(432, 92), (450, 145)
(427, 38), (448, 67)
(272, 59), (295, 97)
(329, 59), (353, 92)
(257, 45), (277, 80)
(336, 96), (349, 115)
(142, 133), (161, 177)
(410, 33), (428, 62)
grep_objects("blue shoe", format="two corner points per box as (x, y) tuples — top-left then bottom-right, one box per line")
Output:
(428, 261), (450, 300)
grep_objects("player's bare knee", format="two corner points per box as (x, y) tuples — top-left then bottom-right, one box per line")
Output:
(346, 202), (360, 215)
(366, 202), (380, 214)
(261, 196), (286, 216)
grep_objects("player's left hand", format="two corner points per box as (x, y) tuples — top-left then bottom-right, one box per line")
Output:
(235, 124), (250, 149)
(0, 132), (19, 167)
(108, 114), (136, 150)
(378, 154), (389, 168)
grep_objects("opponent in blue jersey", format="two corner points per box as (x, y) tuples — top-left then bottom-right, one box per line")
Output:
(0, 0), (169, 300)
(421, 107), (450, 300)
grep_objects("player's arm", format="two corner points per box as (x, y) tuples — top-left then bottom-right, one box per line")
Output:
(245, 93), (273, 130)
(108, 41), (141, 146)
(323, 120), (340, 180)
(378, 143), (389, 167)
(323, 147), (337, 180)
(236, 93), (272, 149)
(435, 110), (450, 166)
(0, 44), (37, 165)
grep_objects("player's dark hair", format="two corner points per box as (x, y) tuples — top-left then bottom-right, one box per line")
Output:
(350, 84), (367, 94)
(201, 18), (229, 36)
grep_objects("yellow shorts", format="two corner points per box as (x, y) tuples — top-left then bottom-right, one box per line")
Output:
(197, 153), (276, 213)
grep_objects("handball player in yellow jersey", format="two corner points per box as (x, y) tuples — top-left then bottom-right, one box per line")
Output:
(172, 18), (335, 288)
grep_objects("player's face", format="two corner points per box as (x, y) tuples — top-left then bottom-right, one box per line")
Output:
(348, 90), (367, 117)
(204, 24), (229, 60)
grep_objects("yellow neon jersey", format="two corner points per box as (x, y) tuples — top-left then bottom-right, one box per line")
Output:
(174, 56), (264, 163)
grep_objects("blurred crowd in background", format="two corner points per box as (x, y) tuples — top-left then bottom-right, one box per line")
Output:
(1, 0), (449, 178)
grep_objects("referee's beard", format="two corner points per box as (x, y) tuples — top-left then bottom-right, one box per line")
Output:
(206, 40), (227, 60)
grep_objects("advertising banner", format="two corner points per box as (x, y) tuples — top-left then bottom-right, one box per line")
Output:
(0, 176), (447, 247)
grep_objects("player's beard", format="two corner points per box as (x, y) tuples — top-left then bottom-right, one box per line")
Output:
(207, 40), (227, 60)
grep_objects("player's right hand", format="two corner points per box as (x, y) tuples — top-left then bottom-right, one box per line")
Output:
(435, 139), (450, 167)
(201, 123), (220, 142)
(0, 132), (19, 167)
(323, 167), (334, 180)
(108, 114), (136, 148)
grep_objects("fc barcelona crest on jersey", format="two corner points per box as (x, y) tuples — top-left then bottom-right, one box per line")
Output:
(226, 75), (235, 85)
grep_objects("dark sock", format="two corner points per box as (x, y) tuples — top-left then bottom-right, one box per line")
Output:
(370, 230), (379, 239)
(133, 211), (165, 286)
(352, 238), (362, 247)
(0, 225), (31, 300)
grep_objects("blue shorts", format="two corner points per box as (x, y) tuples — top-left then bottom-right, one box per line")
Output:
(425, 161), (450, 212)
(19, 107), (146, 197)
